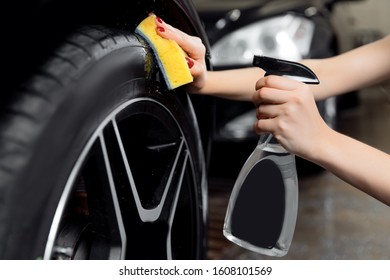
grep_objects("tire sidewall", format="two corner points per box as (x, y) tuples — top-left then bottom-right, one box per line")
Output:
(2, 40), (205, 259)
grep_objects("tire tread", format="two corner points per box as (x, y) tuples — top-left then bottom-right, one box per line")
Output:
(0, 26), (140, 181)
(0, 26), (145, 257)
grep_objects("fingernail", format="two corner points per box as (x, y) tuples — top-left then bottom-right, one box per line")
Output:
(157, 26), (165, 32)
(156, 16), (163, 23)
(186, 57), (194, 69)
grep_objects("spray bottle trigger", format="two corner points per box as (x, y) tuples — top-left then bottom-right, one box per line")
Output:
(253, 55), (320, 85)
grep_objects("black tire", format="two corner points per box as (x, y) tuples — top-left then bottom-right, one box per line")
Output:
(0, 26), (207, 260)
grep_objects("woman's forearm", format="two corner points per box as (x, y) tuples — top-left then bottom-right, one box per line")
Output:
(198, 35), (390, 101)
(196, 67), (264, 101)
(308, 128), (390, 206)
(302, 35), (390, 100)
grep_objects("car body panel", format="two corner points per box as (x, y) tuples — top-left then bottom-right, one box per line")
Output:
(4, 0), (214, 162)
(2, 0), (213, 259)
(4, 0), (211, 98)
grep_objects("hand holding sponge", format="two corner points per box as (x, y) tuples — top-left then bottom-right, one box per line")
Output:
(135, 14), (194, 90)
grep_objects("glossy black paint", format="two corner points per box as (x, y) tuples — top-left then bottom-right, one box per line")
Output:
(2, 1), (213, 258)
(194, 0), (357, 177)
(4, 0), (214, 163)
(6, 0), (209, 90)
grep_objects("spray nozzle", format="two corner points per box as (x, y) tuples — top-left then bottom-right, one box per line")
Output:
(253, 55), (320, 84)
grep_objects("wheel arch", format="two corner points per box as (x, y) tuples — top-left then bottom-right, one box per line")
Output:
(5, 0), (214, 166)
(5, 0), (211, 93)
(0, 26), (208, 259)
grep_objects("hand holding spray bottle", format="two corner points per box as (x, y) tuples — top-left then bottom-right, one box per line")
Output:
(223, 56), (319, 257)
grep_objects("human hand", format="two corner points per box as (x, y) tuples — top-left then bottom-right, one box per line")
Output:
(253, 75), (331, 159)
(154, 16), (207, 93)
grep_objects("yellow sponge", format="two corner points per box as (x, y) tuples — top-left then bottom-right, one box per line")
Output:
(135, 14), (193, 90)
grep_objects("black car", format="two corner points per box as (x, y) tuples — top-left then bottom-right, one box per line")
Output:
(0, 0), (214, 259)
(193, 0), (360, 177)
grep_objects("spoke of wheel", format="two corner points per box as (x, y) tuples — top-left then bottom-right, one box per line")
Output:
(99, 132), (127, 260)
(166, 150), (189, 260)
(112, 119), (186, 222)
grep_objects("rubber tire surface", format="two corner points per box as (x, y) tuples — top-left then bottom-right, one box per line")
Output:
(0, 26), (206, 259)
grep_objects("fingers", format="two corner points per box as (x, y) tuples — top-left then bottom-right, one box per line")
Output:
(155, 16), (206, 60)
(186, 57), (205, 77)
(256, 104), (280, 119)
(253, 87), (292, 106)
(152, 14), (207, 92)
(252, 75), (313, 136)
(253, 118), (277, 135)
(254, 101), (286, 137)
(253, 75), (310, 106)
(255, 75), (300, 91)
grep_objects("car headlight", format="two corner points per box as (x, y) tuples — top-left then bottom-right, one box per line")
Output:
(211, 14), (315, 67)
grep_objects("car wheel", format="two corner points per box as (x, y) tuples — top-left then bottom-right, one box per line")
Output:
(0, 26), (207, 260)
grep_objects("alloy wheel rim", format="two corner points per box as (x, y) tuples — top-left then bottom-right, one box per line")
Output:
(44, 97), (200, 260)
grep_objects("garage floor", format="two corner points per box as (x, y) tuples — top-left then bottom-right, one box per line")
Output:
(207, 83), (390, 260)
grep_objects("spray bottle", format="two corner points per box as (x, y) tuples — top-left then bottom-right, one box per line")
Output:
(223, 56), (319, 257)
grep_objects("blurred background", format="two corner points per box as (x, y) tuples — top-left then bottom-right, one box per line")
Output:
(192, 0), (390, 260)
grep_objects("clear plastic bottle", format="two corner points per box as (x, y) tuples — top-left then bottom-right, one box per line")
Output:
(223, 55), (318, 257)
(223, 134), (298, 257)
